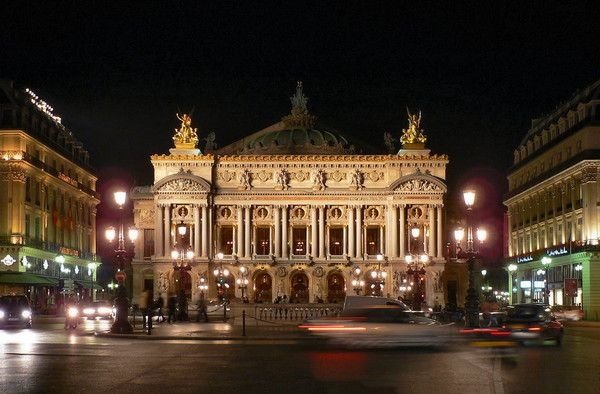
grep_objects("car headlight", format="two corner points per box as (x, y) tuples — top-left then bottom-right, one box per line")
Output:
(98, 307), (112, 314)
(83, 308), (95, 315)
(67, 307), (79, 318)
(21, 310), (32, 319)
(0, 311), (5, 319)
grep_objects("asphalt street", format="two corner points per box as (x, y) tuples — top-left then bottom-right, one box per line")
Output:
(0, 321), (599, 394)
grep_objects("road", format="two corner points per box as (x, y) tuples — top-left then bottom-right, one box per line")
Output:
(1, 322), (598, 394)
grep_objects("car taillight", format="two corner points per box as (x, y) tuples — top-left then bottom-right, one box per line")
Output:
(528, 326), (542, 332)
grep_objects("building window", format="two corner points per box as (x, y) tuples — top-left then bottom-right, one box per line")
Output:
(25, 214), (31, 240)
(366, 227), (380, 255)
(25, 177), (31, 202)
(219, 226), (234, 255)
(292, 227), (307, 255)
(143, 229), (154, 258)
(34, 217), (41, 240)
(255, 227), (270, 255)
(329, 227), (343, 256)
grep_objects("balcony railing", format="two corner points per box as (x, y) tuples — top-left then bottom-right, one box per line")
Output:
(246, 303), (342, 324)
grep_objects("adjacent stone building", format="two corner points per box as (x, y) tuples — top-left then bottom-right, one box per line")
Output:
(0, 80), (100, 312)
(504, 78), (600, 320)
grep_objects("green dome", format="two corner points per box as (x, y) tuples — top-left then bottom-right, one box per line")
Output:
(240, 127), (353, 155)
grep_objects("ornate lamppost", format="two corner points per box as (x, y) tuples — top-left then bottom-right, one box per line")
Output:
(541, 256), (551, 304)
(105, 191), (138, 334)
(88, 262), (97, 302)
(404, 227), (429, 311)
(351, 266), (365, 295)
(213, 252), (230, 303)
(454, 190), (487, 328)
(507, 264), (518, 304)
(172, 221), (193, 321)
(236, 266), (249, 302)
(369, 254), (388, 296)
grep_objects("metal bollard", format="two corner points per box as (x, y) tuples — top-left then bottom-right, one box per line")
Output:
(242, 310), (246, 337)
(147, 309), (153, 335)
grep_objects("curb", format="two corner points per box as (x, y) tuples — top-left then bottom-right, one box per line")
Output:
(93, 331), (313, 341)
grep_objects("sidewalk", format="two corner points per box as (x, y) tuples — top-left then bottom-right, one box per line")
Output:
(94, 319), (311, 340)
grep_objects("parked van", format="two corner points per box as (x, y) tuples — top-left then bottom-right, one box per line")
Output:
(342, 295), (410, 312)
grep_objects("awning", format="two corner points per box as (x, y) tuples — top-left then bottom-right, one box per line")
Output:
(0, 272), (58, 286)
(74, 280), (103, 290)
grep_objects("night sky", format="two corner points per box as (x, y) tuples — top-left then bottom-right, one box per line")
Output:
(3, 2), (599, 269)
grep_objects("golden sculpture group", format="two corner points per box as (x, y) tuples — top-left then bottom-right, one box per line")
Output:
(400, 108), (427, 147)
(173, 113), (199, 149)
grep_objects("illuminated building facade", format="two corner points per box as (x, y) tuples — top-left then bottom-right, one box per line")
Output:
(0, 80), (100, 312)
(131, 83), (450, 308)
(504, 78), (600, 320)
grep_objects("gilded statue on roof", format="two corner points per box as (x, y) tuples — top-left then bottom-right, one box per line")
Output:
(400, 108), (427, 147)
(173, 113), (199, 149)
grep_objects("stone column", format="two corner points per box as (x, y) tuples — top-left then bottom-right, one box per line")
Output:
(399, 205), (406, 258)
(318, 206), (325, 259)
(237, 206), (244, 257)
(348, 207), (355, 258)
(436, 205), (443, 258)
(164, 204), (171, 257)
(244, 207), (251, 258)
(282, 207), (288, 259)
(343, 226), (347, 257)
(274, 206), (281, 257)
(391, 205), (398, 258)
(90, 206), (97, 255)
(194, 205), (201, 257)
(155, 203), (163, 257)
(429, 205), (435, 256)
(355, 206), (362, 259)
(201, 206), (208, 258)
(380, 226), (385, 255)
(311, 206), (318, 257)
(208, 206), (213, 259)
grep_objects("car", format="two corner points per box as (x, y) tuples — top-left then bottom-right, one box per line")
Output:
(0, 295), (33, 328)
(504, 304), (564, 346)
(342, 295), (410, 312)
(81, 301), (115, 320)
(551, 305), (584, 321)
(299, 305), (454, 348)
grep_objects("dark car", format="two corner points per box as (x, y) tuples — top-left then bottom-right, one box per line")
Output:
(505, 304), (564, 346)
(0, 295), (33, 328)
(81, 301), (115, 320)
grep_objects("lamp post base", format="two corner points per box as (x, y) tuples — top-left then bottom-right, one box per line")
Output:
(110, 286), (133, 334)
(465, 256), (480, 328)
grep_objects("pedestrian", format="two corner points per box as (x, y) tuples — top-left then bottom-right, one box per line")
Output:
(167, 293), (177, 323)
(156, 293), (165, 323)
(196, 292), (208, 322)
(139, 290), (149, 329)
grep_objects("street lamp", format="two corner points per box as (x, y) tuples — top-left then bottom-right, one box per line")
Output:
(351, 266), (365, 295)
(404, 227), (429, 310)
(236, 266), (249, 302)
(172, 221), (193, 321)
(455, 189), (488, 328)
(213, 252), (229, 303)
(541, 256), (552, 305)
(368, 254), (388, 297)
(507, 264), (518, 304)
(88, 262), (97, 302)
(105, 190), (138, 334)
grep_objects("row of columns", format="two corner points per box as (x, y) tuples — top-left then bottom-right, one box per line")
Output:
(150, 204), (444, 260)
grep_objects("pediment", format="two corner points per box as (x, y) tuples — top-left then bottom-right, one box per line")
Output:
(153, 170), (211, 193)
(391, 171), (446, 193)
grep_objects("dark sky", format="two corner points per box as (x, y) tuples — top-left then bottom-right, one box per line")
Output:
(2, 1), (599, 266)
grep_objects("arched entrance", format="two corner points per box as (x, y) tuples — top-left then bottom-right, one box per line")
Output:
(290, 272), (309, 303)
(327, 271), (345, 303)
(173, 270), (192, 298)
(253, 271), (272, 303)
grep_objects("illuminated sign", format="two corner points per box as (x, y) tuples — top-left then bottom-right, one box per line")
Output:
(534, 281), (545, 288)
(520, 280), (531, 289)
(517, 255), (533, 263)
(2, 254), (16, 266)
(59, 247), (80, 257)
(547, 246), (568, 257)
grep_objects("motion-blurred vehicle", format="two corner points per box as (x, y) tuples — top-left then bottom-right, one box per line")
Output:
(550, 305), (584, 321)
(504, 304), (564, 346)
(82, 301), (115, 320)
(65, 305), (79, 329)
(299, 305), (454, 348)
(342, 295), (410, 312)
(0, 295), (32, 328)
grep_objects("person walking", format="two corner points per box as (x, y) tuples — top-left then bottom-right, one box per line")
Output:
(167, 293), (177, 324)
(156, 293), (165, 323)
(196, 292), (208, 323)
(139, 290), (149, 329)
